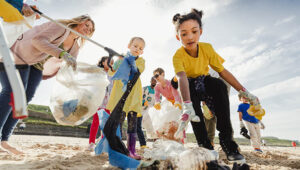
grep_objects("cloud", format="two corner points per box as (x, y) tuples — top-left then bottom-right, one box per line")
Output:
(5, 0), (299, 140)
(274, 15), (296, 26)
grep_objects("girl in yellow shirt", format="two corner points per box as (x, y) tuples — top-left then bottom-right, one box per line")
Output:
(172, 9), (261, 164)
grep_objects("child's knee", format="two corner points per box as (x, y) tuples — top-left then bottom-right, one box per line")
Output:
(127, 111), (138, 133)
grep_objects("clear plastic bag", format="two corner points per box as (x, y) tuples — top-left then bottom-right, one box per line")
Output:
(144, 139), (218, 169)
(1, 15), (35, 47)
(148, 100), (184, 141)
(50, 62), (109, 125)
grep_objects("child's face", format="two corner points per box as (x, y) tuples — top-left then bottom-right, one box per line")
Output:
(128, 39), (145, 57)
(151, 78), (157, 87)
(103, 58), (114, 70)
(154, 71), (165, 82)
(240, 97), (249, 103)
(176, 19), (202, 51)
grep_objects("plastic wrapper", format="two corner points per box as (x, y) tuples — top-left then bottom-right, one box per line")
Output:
(147, 100), (184, 141)
(144, 139), (218, 169)
(50, 62), (109, 125)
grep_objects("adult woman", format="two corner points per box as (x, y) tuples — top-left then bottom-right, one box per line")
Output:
(0, 15), (95, 154)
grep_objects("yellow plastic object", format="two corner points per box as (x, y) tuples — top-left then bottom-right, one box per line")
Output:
(0, 0), (24, 22)
(202, 104), (213, 120)
(174, 103), (182, 110)
(154, 103), (161, 110)
(247, 104), (265, 120)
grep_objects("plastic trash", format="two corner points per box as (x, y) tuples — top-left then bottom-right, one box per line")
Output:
(1, 15), (35, 47)
(50, 62), (109, 125)
(144, 139), (218, 170)
(147, 100), (184, 141)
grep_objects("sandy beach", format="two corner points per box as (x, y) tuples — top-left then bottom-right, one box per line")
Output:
(0, 135), (299, 170)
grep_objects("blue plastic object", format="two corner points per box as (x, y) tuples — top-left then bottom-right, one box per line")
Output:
(95, 109), (140, 169)
(112, 52), (138, 92)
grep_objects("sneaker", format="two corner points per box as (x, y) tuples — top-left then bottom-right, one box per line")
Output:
(220, 139), (246, 164)
(86, 143), (95, 152)
(198, 139), (214, 150)
(254, 148), (263, 153)
(140, 145), (148, 149)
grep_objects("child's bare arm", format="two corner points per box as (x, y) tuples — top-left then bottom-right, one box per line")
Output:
(238, 112), (243, 121)
(176, 71), (191, 102)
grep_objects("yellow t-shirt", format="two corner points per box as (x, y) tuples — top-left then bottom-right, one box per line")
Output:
(173, 42), (225, 78)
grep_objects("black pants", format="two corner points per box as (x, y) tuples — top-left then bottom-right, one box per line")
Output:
(189, 75), (233, 147)
(127, 111), (137, 133)
(137, 116), (146, 146)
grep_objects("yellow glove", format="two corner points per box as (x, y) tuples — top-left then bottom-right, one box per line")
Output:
(174, 102), (182, 110)
(0, 1), (24, 22)
(154, 103), (161, 110)
(144, 100), (148, 107)
(247, 104), (265, 120)
(202, 104), (213, 120)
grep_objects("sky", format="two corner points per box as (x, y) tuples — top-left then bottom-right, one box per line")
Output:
(8, 0), (300, 140)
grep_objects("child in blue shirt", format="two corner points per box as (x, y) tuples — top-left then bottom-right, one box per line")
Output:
(238, 95), (262, 153)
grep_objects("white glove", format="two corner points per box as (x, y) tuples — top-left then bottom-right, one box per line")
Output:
(260, 121), (265, 129)
(60, 51), (77, 70)
(174, 102), (200, 138)
(239, 89), (260, 105)
(240, 121), (245, 128)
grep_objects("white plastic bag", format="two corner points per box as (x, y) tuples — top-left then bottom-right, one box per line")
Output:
(1, 15), (35, 47)
(50, 62), (109, 125)
(148, 100), (184, 141)
(143, 139), (218, 169)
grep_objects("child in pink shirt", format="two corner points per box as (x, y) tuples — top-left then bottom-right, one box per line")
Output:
(153, 68), (182, 110)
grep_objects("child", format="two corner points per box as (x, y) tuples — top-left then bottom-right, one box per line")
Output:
(153, 68), (182, 110)
(172, 9), (261, 163)
(106, 37), (145, 160)
(87, 56), (113, 151)
(202, 67), (232, 146)
(238, 95), (263, 153)
(136, 77), (158, 149)
(140, 77), (159, 142)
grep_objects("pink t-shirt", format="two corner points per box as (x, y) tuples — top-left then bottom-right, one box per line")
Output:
(155, 80), (182, 103)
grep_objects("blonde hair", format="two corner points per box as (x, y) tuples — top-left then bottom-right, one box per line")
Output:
(58, 15), (95, 47)
(128, 37), (145, 47)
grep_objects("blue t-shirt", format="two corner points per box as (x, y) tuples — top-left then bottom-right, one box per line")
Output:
(237, 103), (259, 124)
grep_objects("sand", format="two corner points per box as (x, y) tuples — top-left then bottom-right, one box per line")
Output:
(0, 135), (299, 170)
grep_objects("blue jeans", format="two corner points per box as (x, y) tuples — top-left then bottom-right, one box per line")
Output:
(137, 116), (146, 146)
(0, 65), (42, 141)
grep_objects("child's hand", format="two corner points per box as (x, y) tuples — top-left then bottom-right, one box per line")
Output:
(154, 103), (161, 110)
(260, 121), (265, 129)
(239, 90), (260, 105)
(174, 102), (200, 139)
(240, 121), (245, 128)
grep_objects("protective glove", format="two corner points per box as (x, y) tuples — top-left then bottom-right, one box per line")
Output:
(174, 102), (182, 110)
(240, 127), (250, 139)
(174, 102), (200, 138)
(259, 121), (265, 129)
(240, 121), (245, 128)
(60, 51), (77, 70)
(154, 103), (161, 110)
(202, 104), (213, 120)
(238, 89), (260, 106)
(144, 100), (148, 107)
